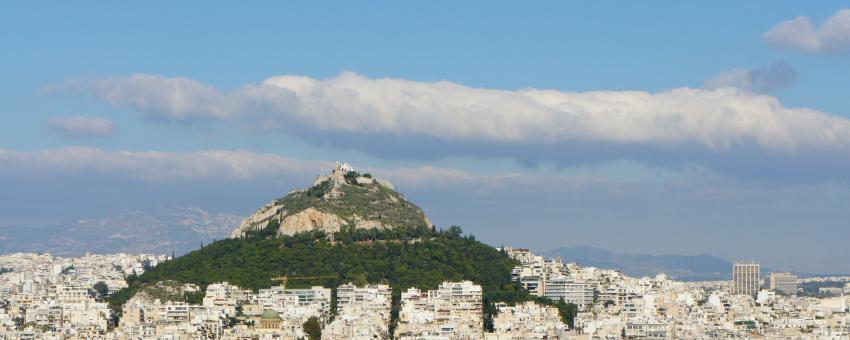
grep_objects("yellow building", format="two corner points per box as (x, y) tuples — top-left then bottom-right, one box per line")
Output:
(259, 309), (282, 330)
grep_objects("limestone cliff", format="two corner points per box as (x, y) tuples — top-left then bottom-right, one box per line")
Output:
(229, 163), (431, 238)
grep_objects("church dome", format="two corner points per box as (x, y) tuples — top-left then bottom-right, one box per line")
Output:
(260, 309), (281, 320)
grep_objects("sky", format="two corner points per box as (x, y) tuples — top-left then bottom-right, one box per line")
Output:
(2, 2), (850, 273)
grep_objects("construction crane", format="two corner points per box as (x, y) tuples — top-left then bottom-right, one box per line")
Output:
(272, 274), (338, 289)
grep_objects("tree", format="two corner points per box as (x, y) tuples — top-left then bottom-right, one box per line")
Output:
(303, 316), (321, 340)
(446, 225), (463, 239)
(93, 281), (109, 298)
(555, 299), (578, 328)
(186, 290), (205, 304)
(142, 260), (153, 272)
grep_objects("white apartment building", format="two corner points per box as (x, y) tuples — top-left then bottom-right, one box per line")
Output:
(489, 301), (565, 339)
(203, 281), (250, 316)
(54, 284), (90, 304)
(599, 284), (638, 306)
(257, 286), (331, 312)
(397, 281), (483, 339)
(323, 283), (393, 339)
(624, 321), (673, 339)
(335, 282), (391, 308)
(544, 277), (595, 308)
(769, 272), (798, 295)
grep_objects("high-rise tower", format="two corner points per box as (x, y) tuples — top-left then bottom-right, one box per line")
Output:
(732, 262), (760, 297)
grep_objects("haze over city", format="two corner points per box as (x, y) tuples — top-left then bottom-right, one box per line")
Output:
(3, 2), (850, 275)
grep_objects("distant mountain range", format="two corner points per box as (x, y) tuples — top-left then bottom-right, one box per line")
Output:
(0, 207), (242, 256)
(544, 245), (733, 281)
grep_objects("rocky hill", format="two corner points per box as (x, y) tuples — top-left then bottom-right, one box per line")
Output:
(108, 164), (559, 332)
(229, 162), (431, 238)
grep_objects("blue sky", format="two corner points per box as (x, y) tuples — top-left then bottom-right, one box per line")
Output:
(3, 2), (850, 273)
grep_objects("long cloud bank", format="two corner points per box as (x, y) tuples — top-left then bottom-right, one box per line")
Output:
(0, 147), (595, 189)
(62, 72), (850, 180)
(0, 147), (323, 181)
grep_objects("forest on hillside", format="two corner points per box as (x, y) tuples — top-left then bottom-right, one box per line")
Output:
(109, 223), (578, 332)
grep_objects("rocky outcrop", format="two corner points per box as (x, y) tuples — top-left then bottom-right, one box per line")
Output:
(228, 202), (285, 238)
(277, 208), (388, 236)
(279, 208), (344, 235)
(229, 162), (430, 239)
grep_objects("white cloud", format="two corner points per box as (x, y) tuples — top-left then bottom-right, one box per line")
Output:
(373, 165), (618, 191)
(68, 72), (850, 157)
(85, 75), (231, 121)
(764, 9), (850, 53)
(0, 147), (324, 181)
(704, 62), (797, 94)
(0, 147), (615, 192)
(47, 116), (114, 138)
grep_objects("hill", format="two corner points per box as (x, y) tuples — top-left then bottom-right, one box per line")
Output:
(120, 225), (516, 294)
(110, 224), (546, 331)
(545, 245), (732, 281)
(109, 164), (580, 332)
(229, 162), (431, 238)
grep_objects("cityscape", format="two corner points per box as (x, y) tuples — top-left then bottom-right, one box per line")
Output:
(2, 165), (849, 339)
(1, 246), (849, 338)
(4, 2), (850, 339)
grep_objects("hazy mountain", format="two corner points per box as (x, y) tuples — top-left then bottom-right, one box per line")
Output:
(0, 207), (242, 256)
(544, 245), (733, 281)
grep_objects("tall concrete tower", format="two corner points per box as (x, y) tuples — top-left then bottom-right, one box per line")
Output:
(732, 262), (760, 297)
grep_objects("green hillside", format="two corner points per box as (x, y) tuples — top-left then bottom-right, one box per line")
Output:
(125, 224), (514, 292)
(109, 166), (579, 333)
(109, 223), (568, 331)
